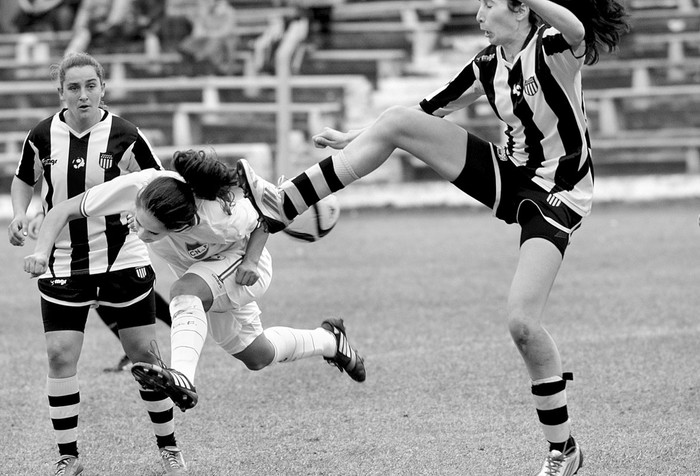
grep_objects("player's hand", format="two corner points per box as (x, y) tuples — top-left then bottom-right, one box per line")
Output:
(312, 127), (351, 150)
(27, 213), (45, 240)
(235, 260), (260, 286)
(8, 216), (29, 246)
(24, 253), (49, 277)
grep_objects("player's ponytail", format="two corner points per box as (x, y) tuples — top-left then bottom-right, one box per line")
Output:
(172, 149), (238, 214)
(560, 0), (629, 64)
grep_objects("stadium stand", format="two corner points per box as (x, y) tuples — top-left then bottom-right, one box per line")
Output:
(0, 0), (699, 191)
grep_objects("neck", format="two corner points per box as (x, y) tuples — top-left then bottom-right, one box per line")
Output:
(65, 109), (101, 133)
(502, 23), (534, 62)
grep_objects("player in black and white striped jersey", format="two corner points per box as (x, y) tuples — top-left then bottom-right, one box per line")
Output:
(236, 1), (629, 475)
(8, 52), (186, 476)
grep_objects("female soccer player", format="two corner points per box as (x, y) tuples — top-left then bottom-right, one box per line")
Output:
(7, 52), (186, 476)
(23, 149), (366, 415)
(236, 1), (629, 474)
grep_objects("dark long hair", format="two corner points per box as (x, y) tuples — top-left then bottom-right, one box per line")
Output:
(511, 0), (630, 65)
(135, 149), (239, 231)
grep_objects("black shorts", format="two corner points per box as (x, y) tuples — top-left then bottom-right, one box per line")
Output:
(451, 133), (583, 256)
(38, 266), (156, 333)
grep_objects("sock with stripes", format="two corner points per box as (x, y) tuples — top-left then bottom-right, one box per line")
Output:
(263, 326), (336, 363)
(47, 375), (80, 457)
(531, 373), (574, 451)
(169, 295), (208, 383)
(138, 386), (177, 449)
(281, 150), (360, 220)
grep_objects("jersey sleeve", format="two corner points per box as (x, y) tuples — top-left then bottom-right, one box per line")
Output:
(419, 57), (485, 117)
(540, 27), (585, 76)
(80, 169), (163, 218)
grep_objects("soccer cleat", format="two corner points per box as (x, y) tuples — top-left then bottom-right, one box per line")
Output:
(131, 362), (198, 412)
(321, 318), (366, 383)
(536, 444), (583, 476)
(103, 354), (131, 373)
(53, 455), (83, 476)
(236, 158), (291, 233)
(160, 446), (188, 474)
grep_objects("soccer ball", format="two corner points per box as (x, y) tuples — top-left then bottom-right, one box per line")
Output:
(282, 195), (340, 242)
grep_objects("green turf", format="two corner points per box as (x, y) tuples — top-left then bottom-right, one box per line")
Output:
(2, 200), (700, 475)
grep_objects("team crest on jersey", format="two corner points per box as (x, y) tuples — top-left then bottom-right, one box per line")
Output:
(72, 157), (85, 169)
(186, 242), (209, 259)
(99, 152), (113, 169)
(523, 76), (539, 96)
(496, 146), (509, 162)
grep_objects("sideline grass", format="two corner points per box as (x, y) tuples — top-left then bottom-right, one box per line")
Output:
(2, 200), (700, 475)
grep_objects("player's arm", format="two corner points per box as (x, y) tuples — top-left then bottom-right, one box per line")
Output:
(235, 224), (269, 286)
(23, 194), (85, 277)
(8, 177), (35, 246)
(520, 0), (585, 48)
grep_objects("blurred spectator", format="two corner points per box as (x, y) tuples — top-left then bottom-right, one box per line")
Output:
(13, 0), (80, 33)
(177, 0), (239, 75)
(64, 0), (150, 54)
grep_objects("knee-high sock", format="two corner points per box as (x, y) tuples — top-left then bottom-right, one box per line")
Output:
(169, 295), (208, 383)
(532, 375), (572, 450)
(138, 386), (177, 449)
(263, 326), (336, 363)
(281, 150), (360, 220)
(47, 375), (80, 457)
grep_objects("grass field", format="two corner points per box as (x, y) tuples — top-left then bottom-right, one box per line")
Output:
(2, 200), (700, 475)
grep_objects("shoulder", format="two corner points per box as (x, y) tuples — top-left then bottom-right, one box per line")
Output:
(472, 45), (498, 65)
(28, 113), (60, 141)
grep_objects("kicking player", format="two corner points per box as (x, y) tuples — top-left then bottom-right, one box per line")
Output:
(235, 1), (629, 474)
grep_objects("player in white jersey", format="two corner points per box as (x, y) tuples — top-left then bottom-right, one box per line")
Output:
(236, 1), (628, 474)
(23, 149), (366, 415)
(7, 53), (186, 476)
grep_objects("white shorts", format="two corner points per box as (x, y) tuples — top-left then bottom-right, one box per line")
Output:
(184, 247), (273, 355)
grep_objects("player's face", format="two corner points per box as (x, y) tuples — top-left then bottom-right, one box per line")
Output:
(132, 206), (171, 243)
(476, 0), (521, 47)
(58, 65), (105, 129)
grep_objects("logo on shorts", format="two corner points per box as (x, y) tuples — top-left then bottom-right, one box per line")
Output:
(50, 278), (67, 286)
(98, 152), (113, 169)
(186, 242), (209, 259)
(546, 194), (562, 207)
(496, 146), (509, 162)
(135, 267), (148, 279)
(523, 76), (539, 96)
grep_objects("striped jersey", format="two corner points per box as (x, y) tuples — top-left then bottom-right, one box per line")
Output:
(420, 25), (593, 216)
(15, 108), (162, 277)
(79, 169), (261, 276)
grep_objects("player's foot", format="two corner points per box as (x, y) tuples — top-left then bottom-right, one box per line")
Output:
(321, 318), (366, 382)
(131, 362), (198, 412)
(535, 443), (583, 476)
(103, 354), (131, 373)
(53, 455), (83, 476)
(236, 158), (291, 233)
(160, 446), (188, 474)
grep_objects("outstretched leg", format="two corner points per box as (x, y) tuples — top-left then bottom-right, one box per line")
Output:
(233, 318), (366, 382)
(237, 106), (469, 232)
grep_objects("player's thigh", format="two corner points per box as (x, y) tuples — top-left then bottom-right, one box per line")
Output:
(508, 238), (563, 319)
(382, 106), (469, 181)
(208, 302), (264, 356)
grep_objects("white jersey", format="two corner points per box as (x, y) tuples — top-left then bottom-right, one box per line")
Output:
(420, 25), (593, 216)
(80, 169), (261, 274)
